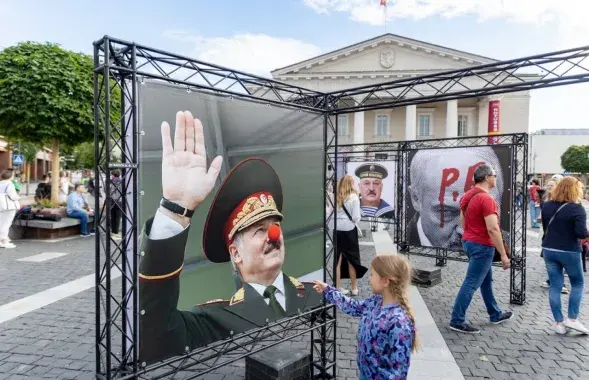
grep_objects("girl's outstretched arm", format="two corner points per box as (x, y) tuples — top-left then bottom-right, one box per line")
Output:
(323, 285), (371, 317)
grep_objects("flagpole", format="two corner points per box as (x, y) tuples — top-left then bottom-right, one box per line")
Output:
(382, 1), (387, 33)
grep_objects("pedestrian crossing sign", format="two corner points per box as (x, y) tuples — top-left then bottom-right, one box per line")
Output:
(12, 154), (24, 165)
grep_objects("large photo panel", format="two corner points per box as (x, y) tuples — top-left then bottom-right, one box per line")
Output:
(137, 80), (325, 364)
(405, 145), (512, 250)
(346, 160), (396, 221)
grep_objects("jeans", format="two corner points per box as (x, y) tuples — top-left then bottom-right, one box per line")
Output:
(543, 248), (584, 322)
(529, 200), (540, 228)
(450, 241), (502, 326)
(68, 210), (88, 235)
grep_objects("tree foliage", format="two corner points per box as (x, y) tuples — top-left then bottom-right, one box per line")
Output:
(19, 141), (41, 164)
(72, 141), (94, 169)
(561, 145), (589, 174)
(0, 42), (96, 145)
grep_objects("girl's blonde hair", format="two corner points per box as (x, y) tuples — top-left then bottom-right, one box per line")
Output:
(371, 254), (420, 353)
(336, 175), (357, 208)
(551, 176), (584, 204)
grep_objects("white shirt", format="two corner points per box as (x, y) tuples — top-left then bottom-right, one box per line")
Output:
(149, 211), (287, 310)
(248, 272), (286, 310)
(334, 193), (362, 231)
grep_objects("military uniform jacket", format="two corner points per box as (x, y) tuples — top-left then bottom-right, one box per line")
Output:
(138, 217), (323, 364)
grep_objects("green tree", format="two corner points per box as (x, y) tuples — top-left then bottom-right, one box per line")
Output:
(561, 145), (589, 174)
(0, 41), (118, 202)
(73, 141), (94, 169)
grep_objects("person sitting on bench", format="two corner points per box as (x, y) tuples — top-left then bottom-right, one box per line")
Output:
(66, 183), (94, 237)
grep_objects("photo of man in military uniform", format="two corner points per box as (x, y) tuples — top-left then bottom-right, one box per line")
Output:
(353, 163), (394, 219)
(138, 111), (323, 364)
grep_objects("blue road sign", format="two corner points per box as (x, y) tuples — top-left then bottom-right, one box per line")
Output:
(12, 154), (24, 165)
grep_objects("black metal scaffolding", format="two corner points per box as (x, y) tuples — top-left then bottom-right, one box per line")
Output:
(94, 35), (589, 379)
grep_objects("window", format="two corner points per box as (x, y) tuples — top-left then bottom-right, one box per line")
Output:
(337, 114), (349, 136)
(418, 114), (431, 137)
(375, 115), (389, 137)
(457, 115), (468, 136)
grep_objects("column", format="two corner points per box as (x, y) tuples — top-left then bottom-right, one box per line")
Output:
(353, 96), (365, 144)
(477, 99), (488, 136)
(445, 100), (458, 138)
(405, 105), (416, 140)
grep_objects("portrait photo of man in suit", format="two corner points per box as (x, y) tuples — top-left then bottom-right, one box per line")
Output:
(138, 111), (322, 364)
(405, 146), (511, 250)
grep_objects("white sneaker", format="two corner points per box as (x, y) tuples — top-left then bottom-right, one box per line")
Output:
(338, 288), (350, 295)
(555, 324), (567, 335)
(541, 281), (550, 288)
(0, 243), (15, 249)
(564, 319), (589, 335)
(561, 287), (570, 294)
(351, 289), (359, 296)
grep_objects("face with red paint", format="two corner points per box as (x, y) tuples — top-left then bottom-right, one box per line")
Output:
(408, 148), (503, 249)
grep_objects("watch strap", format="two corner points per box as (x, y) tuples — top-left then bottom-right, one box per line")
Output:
(160, 198), (195, 218)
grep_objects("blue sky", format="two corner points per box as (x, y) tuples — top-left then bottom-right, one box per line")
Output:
(1, 0), (587, 132)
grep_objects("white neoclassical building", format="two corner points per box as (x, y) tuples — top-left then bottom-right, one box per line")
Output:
(271, 34), (535, 144)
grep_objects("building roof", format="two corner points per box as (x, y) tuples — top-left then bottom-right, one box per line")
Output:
(271, 33), (498, 76)
(534, 129), (589, 135)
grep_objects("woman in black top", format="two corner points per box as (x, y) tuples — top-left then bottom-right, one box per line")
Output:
(541, 176), (589, 335)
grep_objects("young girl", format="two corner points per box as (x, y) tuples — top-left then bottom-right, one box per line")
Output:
(313, 254), (418, 379)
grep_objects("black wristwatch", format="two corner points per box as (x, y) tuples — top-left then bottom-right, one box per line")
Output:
(160, 197), (195, 218)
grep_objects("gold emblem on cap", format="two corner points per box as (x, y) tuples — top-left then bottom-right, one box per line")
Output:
(228, 194), (282, 241)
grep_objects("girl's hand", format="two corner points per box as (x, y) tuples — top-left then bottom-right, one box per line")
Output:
(312, 280), (328, 294)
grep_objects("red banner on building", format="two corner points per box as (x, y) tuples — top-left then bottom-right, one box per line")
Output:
(487, 100), (500, 144)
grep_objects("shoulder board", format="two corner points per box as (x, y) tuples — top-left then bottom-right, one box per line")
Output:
(230, 287), (245, 306)
(288, 276), (305, 290)
(197, 298), (227, 306)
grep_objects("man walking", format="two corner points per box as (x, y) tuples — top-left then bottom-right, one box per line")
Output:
(449, 164), (513, 334)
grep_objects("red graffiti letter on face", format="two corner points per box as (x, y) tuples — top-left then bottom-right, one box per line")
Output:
(464, 161), (486, 192)
(439, 168), (460, 228)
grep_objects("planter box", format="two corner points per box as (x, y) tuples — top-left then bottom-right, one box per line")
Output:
(37, 207), (67, 217)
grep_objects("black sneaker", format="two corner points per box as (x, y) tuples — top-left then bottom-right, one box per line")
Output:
(491, 311), (514, 325)
(449, 323), (480, 334)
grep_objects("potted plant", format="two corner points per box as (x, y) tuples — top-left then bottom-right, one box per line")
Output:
(32, 199), (67, 217)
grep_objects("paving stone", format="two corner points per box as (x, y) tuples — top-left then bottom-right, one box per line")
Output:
(2, 227), (589, 379)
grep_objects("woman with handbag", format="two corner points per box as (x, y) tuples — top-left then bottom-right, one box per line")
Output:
(334, 175), (368, 296)
(541, 176), (589, 335)
(540, 179), (569, 294)
(0, 170), (20, 249)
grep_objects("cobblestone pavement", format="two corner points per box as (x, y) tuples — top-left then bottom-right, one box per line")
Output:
(411, 228), (589, 380)
(2, 227), (589, 379)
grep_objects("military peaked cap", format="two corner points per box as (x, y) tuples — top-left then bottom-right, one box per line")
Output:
(203, 158), (283, 263)
(354, 163), (388, 180)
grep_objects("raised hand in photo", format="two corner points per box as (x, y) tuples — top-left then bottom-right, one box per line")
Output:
(160, 110), (223, 211)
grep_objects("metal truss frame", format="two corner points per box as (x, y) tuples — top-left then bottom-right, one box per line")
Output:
(94, 34), (585, 378)
(336, 134), (528, 305)
(93, 35), (336, 380)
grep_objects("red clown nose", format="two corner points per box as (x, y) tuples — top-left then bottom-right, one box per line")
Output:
(268, 224), (281, 242)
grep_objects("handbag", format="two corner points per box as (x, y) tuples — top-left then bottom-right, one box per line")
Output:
(342, 204), (363, 238)
(540, 203), (568, 258)
(463, 190), (510, 262)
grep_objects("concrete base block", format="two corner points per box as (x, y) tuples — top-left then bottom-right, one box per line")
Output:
(245, 343), (311, 380)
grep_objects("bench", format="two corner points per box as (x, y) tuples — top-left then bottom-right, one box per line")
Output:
(10, 216), (95, 240)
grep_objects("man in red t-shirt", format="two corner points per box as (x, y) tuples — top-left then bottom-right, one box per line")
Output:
(449, 164), (513, 334)
(528, 179), (541, 228)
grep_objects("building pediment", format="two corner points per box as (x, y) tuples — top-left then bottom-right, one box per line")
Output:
(271, 34), (496, 79)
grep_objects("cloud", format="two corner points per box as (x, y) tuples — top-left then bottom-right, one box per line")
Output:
(163, 31), (322, 78)
(303, 0), (588, 47)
